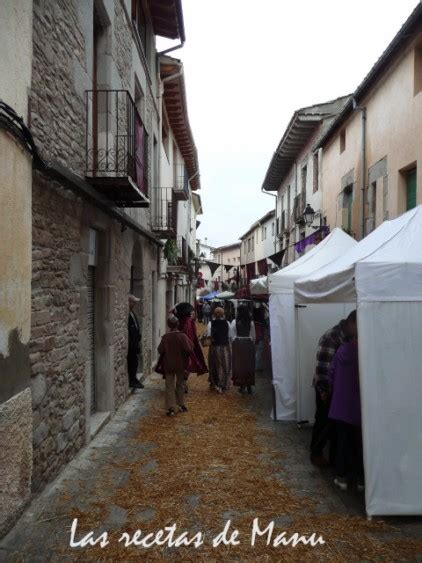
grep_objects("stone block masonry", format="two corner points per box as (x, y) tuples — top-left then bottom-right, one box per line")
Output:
(30, 173), (156, 492)
(30, 0), (88, 174)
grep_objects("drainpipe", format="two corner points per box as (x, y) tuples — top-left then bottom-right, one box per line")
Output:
(353, 99), (367, 239)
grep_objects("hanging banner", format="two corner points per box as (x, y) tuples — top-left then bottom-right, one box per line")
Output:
(205, 261), (221, 276)
(224, 264), (234, 272)
(294, 226), (330, 254)
(268, 249), (285, 267)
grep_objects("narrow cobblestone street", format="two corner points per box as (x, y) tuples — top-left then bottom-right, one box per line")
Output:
(1, 343), (422, 562)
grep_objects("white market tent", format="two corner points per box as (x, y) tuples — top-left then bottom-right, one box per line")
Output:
(268, 228), (357, 421)
(250, 277), (268, 295)
(295, 206), (422, 516)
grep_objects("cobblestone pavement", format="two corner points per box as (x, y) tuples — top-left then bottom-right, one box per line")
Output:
(1, 367), (422, 561)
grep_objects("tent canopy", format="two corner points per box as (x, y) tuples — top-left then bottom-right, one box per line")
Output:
(356, 206), (422, 302)
(269, 228), (357, 294)
(294, 208), (418, 303)
(215, 291), (235, 299)
(250, 277), (268, 295)
(202, 291), (219, 301)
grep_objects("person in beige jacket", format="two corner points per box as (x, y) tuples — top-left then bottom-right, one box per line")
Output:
(157, 316), (193, 416)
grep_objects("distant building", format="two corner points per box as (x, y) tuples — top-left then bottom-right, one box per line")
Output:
(211, 243), (241, 290)
(240, 210), (277, 282)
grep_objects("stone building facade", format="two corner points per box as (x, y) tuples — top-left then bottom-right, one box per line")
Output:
(1, 0), (202, 535)
(27, 0), (167, 492)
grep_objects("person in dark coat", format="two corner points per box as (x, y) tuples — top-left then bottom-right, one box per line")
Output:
(127, 294), (144, 389)
(310, 310), (357, 467)
(174, 302), (208, 382)
(158, 316), (193, 416)
(206, 307), (231, 393)
(328, 339), (364, 491)
(230, 305), (256, 394)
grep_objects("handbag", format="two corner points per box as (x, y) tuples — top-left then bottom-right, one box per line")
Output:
(201, 335), (212, 347)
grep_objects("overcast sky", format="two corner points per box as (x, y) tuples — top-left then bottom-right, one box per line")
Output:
(160, 0), (419, 248)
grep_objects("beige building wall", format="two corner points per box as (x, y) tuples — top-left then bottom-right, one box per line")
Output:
(322, 37), (422, 237)
(212, 245), (241, 284)
(0, 0), (33, 537)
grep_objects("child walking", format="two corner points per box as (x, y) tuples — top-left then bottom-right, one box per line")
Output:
(157, 317), (193, 416)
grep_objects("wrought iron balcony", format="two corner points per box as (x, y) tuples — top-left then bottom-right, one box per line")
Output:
(85, 90), (149, 207)
(293, 192), (306, 223)
(173, 164), (189, 201)
(151, 187), (177, 238)
(167, 236), (189, 271)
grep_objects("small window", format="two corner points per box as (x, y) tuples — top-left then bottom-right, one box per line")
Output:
(406, 168), (417, 211)
(414, 47), (422, 96)
(162, 114), (170, 160)
(271, 222), (275, 236)
(340, 130), (346, 154)
(132, 0), (148, 55)
(301, 165), (307, 194)
(313, 152), (319, 193)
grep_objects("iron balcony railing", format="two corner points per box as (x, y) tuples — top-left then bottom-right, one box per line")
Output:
(85, 90), (148, 206)
(151, 187), (177, 237)
(167, 236), (189, 268)
(173, 164), (189, 200)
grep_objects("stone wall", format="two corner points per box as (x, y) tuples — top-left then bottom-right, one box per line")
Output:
(114, 0), (132, 91)
(30, 171), (157, 491)
(28, 0), (159, 493)
(31, 0), (87, 174)
(0, 389), (32, 538)
(31, 175), (87, 492)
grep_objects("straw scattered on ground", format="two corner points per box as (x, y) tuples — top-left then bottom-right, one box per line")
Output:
(52, 325), (422, 561)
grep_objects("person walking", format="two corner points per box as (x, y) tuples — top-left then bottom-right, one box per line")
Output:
(202, 301), (211, 325)
(328, 339), (364, 491)
(310, 310), (357, 467)
(157, 317), (193, 416)
(230, 305), (256, 394)
(206, 307), (231, 393)
(127, 294), (144, 389)
(174, 302), (208, 393)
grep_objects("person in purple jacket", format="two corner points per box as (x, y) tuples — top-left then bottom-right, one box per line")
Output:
(328, 338), (364, 492)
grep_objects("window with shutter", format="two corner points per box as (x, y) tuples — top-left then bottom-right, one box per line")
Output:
(406, 168), (417, 211)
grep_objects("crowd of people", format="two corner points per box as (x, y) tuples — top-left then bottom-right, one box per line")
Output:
(310, 310), (364, 492)
(128, 294), (362, 492)
(156, 301), (267, 416)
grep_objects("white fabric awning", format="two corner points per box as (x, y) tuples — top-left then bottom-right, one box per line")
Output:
(356, 206), (422, 301)
(294, 208), (419, 303)
(269, 228), (357, 294)
(250, 277), (268, 295)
